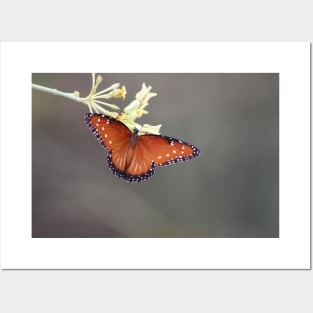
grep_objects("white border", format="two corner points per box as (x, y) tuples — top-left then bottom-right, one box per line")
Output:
(0, 42), (310, 269)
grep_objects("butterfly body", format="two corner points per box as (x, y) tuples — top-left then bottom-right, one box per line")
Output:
(85, 113), (200, 182)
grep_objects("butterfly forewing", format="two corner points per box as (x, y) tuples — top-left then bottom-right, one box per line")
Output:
(138, 135), (200, 166)
(86, 113), (131, 152)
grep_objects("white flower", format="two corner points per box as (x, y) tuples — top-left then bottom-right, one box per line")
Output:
(118, 83), (160, 134)
(82, 74), (125, 116)
(83, 75), (162, 134)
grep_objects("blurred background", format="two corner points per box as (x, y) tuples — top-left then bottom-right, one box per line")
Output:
(32, 73), (279, 238)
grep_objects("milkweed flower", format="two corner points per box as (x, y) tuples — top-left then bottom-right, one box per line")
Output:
(81, 73), (126, 118)
(118, 83), (160, 134)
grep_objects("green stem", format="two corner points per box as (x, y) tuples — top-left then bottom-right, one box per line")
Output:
(32, 84), (83, 103)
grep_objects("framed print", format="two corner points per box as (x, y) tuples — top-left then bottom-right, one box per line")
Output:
(0, 42), (310, 269)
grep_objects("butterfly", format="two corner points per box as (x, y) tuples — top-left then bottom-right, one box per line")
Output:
(85, 113), (200, 182)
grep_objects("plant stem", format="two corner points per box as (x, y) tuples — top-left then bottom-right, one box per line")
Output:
(32, 84), (83, 103)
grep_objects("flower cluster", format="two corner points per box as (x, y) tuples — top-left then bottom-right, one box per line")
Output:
(83, 74), (161, 134)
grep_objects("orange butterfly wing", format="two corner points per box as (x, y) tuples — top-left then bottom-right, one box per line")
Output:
(138, 135), (200, 166)
(123, 135), (200, 182)
(86, 113), (131, 173)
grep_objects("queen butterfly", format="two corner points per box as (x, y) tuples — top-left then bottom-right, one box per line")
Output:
(85, 113), (200, 182)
